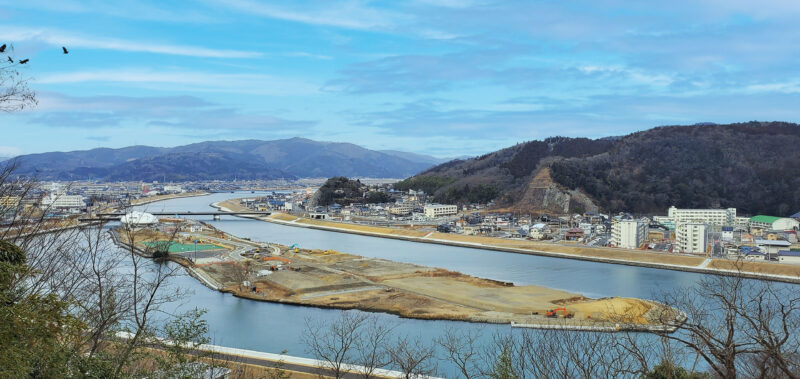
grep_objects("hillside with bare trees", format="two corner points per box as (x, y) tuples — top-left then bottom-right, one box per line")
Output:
(396, 122), (800, 216)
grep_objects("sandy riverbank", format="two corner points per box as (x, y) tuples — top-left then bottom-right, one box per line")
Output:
(214, 198), (800, 284)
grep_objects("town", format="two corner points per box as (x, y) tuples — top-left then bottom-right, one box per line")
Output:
(6, 177), (798, 267)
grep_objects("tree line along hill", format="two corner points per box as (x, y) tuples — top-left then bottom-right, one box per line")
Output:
(308, 177), (391, 207)
(393, 121), (800, 217)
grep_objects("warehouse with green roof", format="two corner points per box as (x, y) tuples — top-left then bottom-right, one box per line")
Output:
(750, 215), (799, 231)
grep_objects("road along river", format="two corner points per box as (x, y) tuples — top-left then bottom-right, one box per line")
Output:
(131, 192), (732, 372)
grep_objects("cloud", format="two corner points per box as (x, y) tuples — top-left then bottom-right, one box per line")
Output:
(0, 0), (221, 23)
(86, 136), (110, 142)
(27, 92), (317, 131)
(0, 146), (23, 157)
(209, 0), (403, 31)
(325, 49), (512, 93)
(0, 26), (261, 58)
(38, 69), (320, 95)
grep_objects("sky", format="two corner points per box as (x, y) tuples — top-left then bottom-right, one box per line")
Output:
(1, 1), (800, 158)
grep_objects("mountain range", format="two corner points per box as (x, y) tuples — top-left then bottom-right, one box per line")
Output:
(9, 138), (450, 181)
(395, 121), (800, 216)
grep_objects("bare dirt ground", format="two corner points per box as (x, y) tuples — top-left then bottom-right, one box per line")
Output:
(194, 239), (670, 327)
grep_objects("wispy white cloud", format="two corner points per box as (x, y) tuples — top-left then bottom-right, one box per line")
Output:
(0, 146), (23, 157)
(282, 51), (333, 60)
(0, 26), (261, 58)
(0, 0), (219, 23)
(744, 81), (800, 94)
(38, 69), (320, 95)
(211, 0), (402, 31)
(26, 92), (317, 131)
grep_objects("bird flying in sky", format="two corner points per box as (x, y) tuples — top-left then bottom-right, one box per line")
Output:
(19, 59), (29, 64)
(0, 44), (6, 53)
(62, 46), (68, 54)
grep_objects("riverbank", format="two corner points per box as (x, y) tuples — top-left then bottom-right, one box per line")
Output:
(213, 199), (800, 284)
(130, 191), (210, 206)
(112, 202), (679, 331)
(198, 200), (682, 331)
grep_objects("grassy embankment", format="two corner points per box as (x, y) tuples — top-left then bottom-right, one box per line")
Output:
(130, 191), (209, 206)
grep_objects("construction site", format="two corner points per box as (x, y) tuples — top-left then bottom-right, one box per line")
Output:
(112, 214), (681, 331)
(199, 243), (680, 330)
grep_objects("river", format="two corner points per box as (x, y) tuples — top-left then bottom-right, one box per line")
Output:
(133, 192), (708, 372)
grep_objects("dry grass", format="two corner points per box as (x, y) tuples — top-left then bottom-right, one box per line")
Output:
(709, 259), (800, 276)
(428, 232), (705, 266)
(297, 218), (428, 237)
(130, 191), (205, 205)
(269, 213), (299, 222)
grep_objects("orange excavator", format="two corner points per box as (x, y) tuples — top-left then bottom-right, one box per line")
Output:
(546, 307), (571, 318)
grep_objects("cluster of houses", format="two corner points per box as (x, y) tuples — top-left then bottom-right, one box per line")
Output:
(609, 206), (800, 261)
(246, 184), (800, 263)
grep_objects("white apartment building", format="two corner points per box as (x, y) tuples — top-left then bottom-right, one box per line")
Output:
(675, 222), (708, 254)
(41, 193), (86, 209)
(424, 204), (458, 218)
(163, 185), (184, 193)
(611, 219), (647, 249)
(667, 206), (736, 226)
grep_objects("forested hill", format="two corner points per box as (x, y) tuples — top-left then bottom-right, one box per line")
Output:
(308, 177), (390, 207)
(395, 122), (800, 216)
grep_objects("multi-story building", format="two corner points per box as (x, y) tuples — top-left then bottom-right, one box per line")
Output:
(424, 204), (458, 218)
(675, 222), (708, 254)
(163, 185), (184, 193)
(389, 203), (414, 216)
(41, 194), (86, 210)
(610, 219), (647, 249)
(667, 206), (736, 226)
(0, 196), (21, 208)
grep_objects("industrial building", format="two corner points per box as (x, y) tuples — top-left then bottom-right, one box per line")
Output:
(749, 215), (800, 231)
(119, 211), (158, 226)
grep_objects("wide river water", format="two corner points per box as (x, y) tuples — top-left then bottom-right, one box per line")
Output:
(134, 192), (712, 372)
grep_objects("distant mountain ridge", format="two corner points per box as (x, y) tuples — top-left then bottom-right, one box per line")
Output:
(10, 138), (440, 181)
(395, 121), (800, 216)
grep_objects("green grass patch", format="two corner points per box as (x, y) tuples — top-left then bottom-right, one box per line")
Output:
(142, 241), (221, 253)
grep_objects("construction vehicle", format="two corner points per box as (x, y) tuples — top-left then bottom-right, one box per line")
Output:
(545, 307), (572, 318)
(289, 244), (299, 253)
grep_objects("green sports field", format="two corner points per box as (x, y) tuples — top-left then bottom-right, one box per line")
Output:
(142, 241), (222, 253)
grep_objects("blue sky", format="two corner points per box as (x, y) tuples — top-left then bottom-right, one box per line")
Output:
(1, 1), (800, 158)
